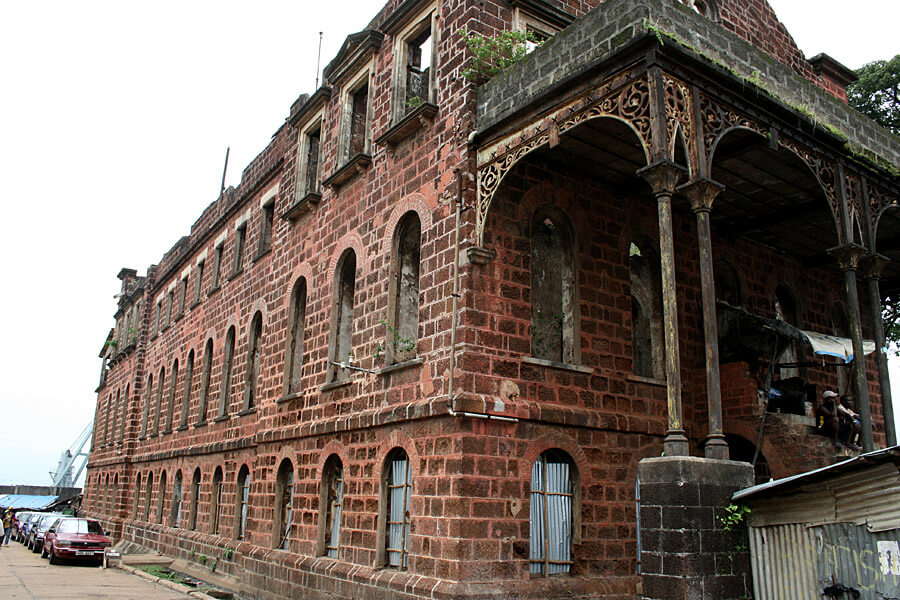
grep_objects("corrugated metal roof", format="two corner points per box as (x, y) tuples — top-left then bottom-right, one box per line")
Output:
(0, 494), (59, 509)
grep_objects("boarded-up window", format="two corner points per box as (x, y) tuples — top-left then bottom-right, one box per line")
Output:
(181, 351), (194, 428)
(198, 338), (213, 423)
(323, 455), (344, 558)
(273, 459), (294, 550)
(349, 84), (368, 156)
(211, 467), (223, 535)
(190, 468), (201, 531)
(219, 327), (235, 417)
(531, 208), (576, 363)
(329, 251), (356, 382)
(530, 450), (574, 576)
(384, 449), (412, 569)
(171, 470), (183, 528)
(236, 465), (250, 540)
(244, 313), (263, 411)
(284, 278), (307, 395)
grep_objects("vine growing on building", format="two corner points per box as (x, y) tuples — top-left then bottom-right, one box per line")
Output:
(459, 28), (541, 82)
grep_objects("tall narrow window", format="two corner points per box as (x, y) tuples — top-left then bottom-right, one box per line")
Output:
(171, 470), (183, 528)
(194, 260), (205, 304)
(831, 303), (852, 394)
(259, 203), (274, 255)
(154, 366), (166, 435)
(284, 278), (307, 395)
(119, 384), (129, 444)
(211, 467), (223, 535)
(210, 246), (223, 291)
(141, 373), (153, 437)
(529, 450), (575, 576)
(244, 313), (263, 411)
(103, 393), (113, 445)
(233, 225), (246, 275)
(235, 465), (250, 540)
(629, 240), (664, 379)
(388, 213), (421, 364)
(181, 350), (194, 428)
(113, 474), (119, 515)
(198, 339), (213, 424)
(177, 277), (187, 317)
(219, 327), (236, 418)
(273, 459), (294, 550)
(531, 208), (577, 363)
(144, 472), (154, 521)
(133, 473), (142, 518)
(153, 300), (161, 336)
(157, 470), (167, 524)
(403, 26), (432, 115)
(165, 359), (179, 432)
(321, 455), (344, 558)
(304, 126), (321, 196)
(329, 251), (357, 382)
(349, 84), (369, 157)
(774, 284), (801, 378)
(383, 448), (412, 569)
(165, 290), (173, 327)
(189, 468), (201, 531)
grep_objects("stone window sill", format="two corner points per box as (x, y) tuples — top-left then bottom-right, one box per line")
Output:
(282, 192), (322, 221)
(375, 102), (437, 148)
(173, 312), (183, 323)
(521, 356), (593, 374)
(176, 424), (189, 432)
(161, 427), (172, 435)
(320, 379), (353, 393)
(626, 374), (666, 387)
(277, 391), (304, 404)
(193, 420), (208, 429)
(238, 406), (258, 417)
(253, 247), (272, 263)
(377, 357), (424, 376)
(228, 268), (244, 282)
(323, 152), (372, 189)
(189, 299), (201, 310)
(207, 285), (221, 298)
(213, 414), (230, 423)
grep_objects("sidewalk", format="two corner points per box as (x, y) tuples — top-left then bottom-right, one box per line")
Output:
(0, 541), (191, 599)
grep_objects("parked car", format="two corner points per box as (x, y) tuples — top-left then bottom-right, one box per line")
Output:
(42, 518), (111, 565)
(18, 512), (42, 543)
(13, 511), (34, 542)
(28, 513), (66, 552)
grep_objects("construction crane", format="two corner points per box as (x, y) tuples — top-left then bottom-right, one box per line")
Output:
(49, 421), (93, 487)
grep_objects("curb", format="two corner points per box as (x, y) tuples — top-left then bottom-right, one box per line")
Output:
(117, 563), (218, 600)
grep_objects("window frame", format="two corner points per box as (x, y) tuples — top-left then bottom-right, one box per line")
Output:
(339, 69), (373, 163)
(317, 455), (344, 558)
(283, 277), (307, 396)
(390, 5), (438, 123)
(235, 465), (250, 540)
(379, 448), (412, 569)
(529, 449), (578, 577)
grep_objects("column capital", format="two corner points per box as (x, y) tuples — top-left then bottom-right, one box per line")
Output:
(637, 160), (687, 197)
(859, 253), (891, 280)
(677, 178), (726, 213)
(827, 243), (867, 271)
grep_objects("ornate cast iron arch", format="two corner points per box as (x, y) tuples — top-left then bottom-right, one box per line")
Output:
(870, 184), (900, 250)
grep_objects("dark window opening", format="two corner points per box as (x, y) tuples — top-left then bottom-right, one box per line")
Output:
(285, 278), (307, 395)
(329, 251), (356, 382)
(531, 208), (576, 363)
(322, 455), (344, 558)
(245, 313), (263, 411)
(219, 327), (235, 417)
(305, 127), (321, 195)
(198, 339), (213, 423)
(389, 213), (421, 363)
(349, 84), (369, 157)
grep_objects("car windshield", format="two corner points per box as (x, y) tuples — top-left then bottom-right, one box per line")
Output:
(39, 515), (62, 527)
(57, 519), (103, 535)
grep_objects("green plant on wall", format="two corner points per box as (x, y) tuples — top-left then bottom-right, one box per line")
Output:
(374, 319), (416, 363)
(460, 28), (541, 82)
(405, 95), (424, 110)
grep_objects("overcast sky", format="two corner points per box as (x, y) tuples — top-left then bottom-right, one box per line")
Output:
(0, 1), (897, 487)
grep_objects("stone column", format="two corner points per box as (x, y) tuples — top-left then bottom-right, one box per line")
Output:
(859, 253), (897, 447)
(679, 178), (729, 460)
(828, 244), (875, 452)
(638, 161), (689, 457)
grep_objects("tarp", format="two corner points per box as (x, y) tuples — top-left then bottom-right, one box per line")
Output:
(800, 330), (877, 363)
(0, 494), (59, 510)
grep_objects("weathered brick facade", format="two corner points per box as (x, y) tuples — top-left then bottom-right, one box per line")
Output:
(87, 0), (900, 598)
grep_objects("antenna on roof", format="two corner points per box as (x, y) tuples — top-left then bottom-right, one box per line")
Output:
(219, 146), (230, 198)
(315, 32), (324, 89)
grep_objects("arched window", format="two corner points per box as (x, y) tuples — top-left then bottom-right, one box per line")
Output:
(319, 455), (344, 558)
(714, 260), (742, 307)
(211, 467), (223, 535)
(171, 470), (183, 528)
(329, 250), (356, 382)
(120, 384), (129, 444)
(133, 472), (142, 518)
(141, 373), (153, 438)
(774, 284), (802, 378)
(382, 448), (412, 569)
(198, 338), (214, 424)
(143, 472), (154, 521)
(235, 465), (250, 540)
(104, 392), (114, 445)
(284, 278), (307, 395)
(531, 207), (577, 363)
(530, 449), (576, 576)
(112, 474), (119, 516)
(189, 468), (201, 531)
(629, 240), (665, 379)
(166, 359), (179, 432)
(219, 327), (236, 418)
(157, 470), (167, 524)
(244, 312), (263, 411)
(273, 459), (294, 550)
(154, 366), (166, 435)
(387, 213), (421, 364)
(831, 303), (852, 394)
(181, 350), (195, 428)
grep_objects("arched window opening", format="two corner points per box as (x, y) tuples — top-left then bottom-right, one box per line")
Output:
(387, 213), (421, 364)
(157, 470), (167, 524)
(319, 455), (344, 558)
(273, 459), (294, 550)
(211, 467), (224, 535)
(714, 260), (742, 307)
(725, 434), (772, 485)
(774, 284), (802, 378)
(190, 468), (201, 531)
(198, 339), (214, 424)
(831, 303), (852, 395)
(181, 350), (195, 428)
(120, 384), (129, 444)
(143, 472), (154, 522)
(529, 449), (575, 576)
(113, 474), (119, 516)
(154, 366), (166, 435)
(629, 240), (665, 379)
(530, 207), (577, 363)
(133, 473), (142, 518)
(284, 278), (307, 395)
(329, 251), (357, 382)
(244, 313), (263, 411)
(141, 374), (153, 437)
(171, 470), (183, 528)
(166, 359), (179, 432)
(383, 448), (412, 569)
(219, 327), (236, 418)
(235, 465), (250, 540)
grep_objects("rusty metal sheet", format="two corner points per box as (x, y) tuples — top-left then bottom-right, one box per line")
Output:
(817, 523), (900, 599)
(750, 523), (818, 600)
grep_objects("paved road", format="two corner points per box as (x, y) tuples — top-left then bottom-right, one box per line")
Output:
(0, 541), (190, 599)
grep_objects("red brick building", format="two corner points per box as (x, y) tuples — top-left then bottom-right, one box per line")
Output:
(87, 0), (900, 598)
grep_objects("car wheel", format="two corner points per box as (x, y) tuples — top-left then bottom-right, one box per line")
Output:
(32, 541), (40, 554)
(40, 544), (47, 559)
(48, 548), (58, 565)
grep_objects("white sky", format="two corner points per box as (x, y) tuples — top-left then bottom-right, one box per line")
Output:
(0, 1), (897, 487)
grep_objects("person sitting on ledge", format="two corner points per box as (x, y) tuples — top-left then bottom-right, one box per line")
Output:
(816, 390), (849, 448)
(839, 394), (862, 451)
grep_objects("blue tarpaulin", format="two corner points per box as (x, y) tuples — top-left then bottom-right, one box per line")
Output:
(0, 495), (58, 510)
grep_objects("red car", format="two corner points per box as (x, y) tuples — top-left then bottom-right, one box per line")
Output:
(42, 518), (111, 565)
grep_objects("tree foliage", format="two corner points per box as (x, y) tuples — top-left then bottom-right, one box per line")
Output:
(847, 57), (900, 352)
(847, 55), (900, 135)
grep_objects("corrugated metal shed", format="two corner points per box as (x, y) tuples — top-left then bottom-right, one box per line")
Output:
(734, 446), (900, 600)
(0, 494), (59, 509)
